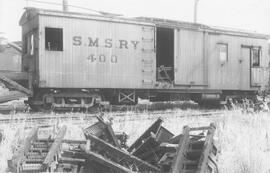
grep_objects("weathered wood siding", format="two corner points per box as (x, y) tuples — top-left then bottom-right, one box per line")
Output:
(38, 15), (155, 89)
(174, 29), (207, 86)
(207, 33), (269, 90)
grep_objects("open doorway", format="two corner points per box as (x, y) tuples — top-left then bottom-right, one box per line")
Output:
(156, 27), (174, 83)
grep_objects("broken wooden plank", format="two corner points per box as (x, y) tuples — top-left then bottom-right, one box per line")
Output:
(0, 75), (32, 96)
(0, 91), (27, 103)
(170, 126), (190, 173)
(85, 150), (136, 173)
(196, 123), (216, 173)
(0, 71), (28, 81)
(43, 125), (67, 166)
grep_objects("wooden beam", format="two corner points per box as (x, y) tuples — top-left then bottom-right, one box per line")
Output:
(0, 91), (27, 103)
(0, 75), (32, 95)
(85, 150), (136, 173)
(170, 126), (190, 173)
(0, 71), (28, 81)
(43, 125), (67, 165)
(196, 123), (216, 173)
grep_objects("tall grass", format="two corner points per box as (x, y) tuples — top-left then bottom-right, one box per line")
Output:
(0, 109), (270, 172)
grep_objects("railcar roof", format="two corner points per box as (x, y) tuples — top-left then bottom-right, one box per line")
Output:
(20, 7), (270, 39)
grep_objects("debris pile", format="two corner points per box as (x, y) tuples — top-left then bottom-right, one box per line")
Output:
(8, 117), (218, 173)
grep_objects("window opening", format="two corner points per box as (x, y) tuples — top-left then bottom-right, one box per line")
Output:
(45, 27), (63, 51)
(251, 47), (260, 67)
(30, 34), (34, 55)
(218, 43), (228, 62)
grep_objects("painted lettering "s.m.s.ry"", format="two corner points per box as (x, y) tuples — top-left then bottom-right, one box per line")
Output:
(72, 36), (140, 50)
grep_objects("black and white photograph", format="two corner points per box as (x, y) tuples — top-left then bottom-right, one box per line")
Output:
(0, 0), (270, 172)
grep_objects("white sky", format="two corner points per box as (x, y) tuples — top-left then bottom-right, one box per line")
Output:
(0, 0), (270, 41)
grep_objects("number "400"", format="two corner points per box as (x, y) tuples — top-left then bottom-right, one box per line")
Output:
(86, 54), (117, 63)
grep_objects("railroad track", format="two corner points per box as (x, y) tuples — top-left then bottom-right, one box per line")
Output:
(0, 110), (229, 125)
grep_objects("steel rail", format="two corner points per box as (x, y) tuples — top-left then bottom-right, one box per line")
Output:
(0, 110), (229, 125)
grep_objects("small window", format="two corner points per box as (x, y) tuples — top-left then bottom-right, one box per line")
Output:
(23, 33), (34, 55)
(251, 47), (261, 67)
(45, 27), (63, 51)
(30, 34), (34, 55)
(218, 43), (228, 62)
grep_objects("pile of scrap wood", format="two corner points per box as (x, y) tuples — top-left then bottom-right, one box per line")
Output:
(8, 116), (218, 173)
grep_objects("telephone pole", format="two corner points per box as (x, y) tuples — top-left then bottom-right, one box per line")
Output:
(194, 0), (200, 23)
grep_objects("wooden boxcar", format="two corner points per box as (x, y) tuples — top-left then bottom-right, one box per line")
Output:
(19, 8), (270, 108)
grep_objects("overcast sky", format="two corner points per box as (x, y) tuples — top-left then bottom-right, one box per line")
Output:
(0, 0), (270, 41)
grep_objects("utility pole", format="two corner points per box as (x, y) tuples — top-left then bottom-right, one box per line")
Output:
(63, 0), (68, 12)
(194, 0), (200, 23)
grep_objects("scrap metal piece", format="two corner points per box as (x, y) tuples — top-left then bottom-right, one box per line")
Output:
(128, 118), (163, 153)
(84, 116), (121, 148)
(85, 133), (161, 172)
(155, 126), (174, 143)
(129, 119), (174, 166)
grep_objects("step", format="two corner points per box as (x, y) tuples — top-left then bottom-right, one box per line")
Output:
(59, 157), (85, 164)
(183, 169), (197, 173)
(183, 160), (199, 170)
(183, 160), (198, 166)
(21, 163), (44, 171)
(27, 155), (45, 159)
(190, 126), (211, 131)
(30, 148), (49, 152)
(186, 149), (203, 160)
(31, 142), (51, 148)
(27, 151), (48, 157)
(31, 145), (49, 151)
(25, 158), (44, 163)
(189, 141), (205, 149)
(35, 139), (54, 143)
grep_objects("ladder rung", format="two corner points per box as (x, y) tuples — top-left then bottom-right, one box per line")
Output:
(183, 160), (198, 166)
(142, 48), (154, 53)
(190, 126), (212, 131)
